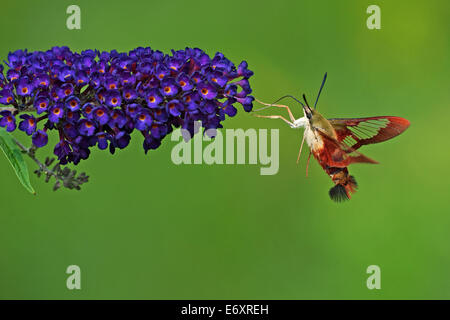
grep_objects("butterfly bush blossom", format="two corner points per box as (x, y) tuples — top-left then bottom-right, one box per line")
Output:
(0, 46), (254, 166)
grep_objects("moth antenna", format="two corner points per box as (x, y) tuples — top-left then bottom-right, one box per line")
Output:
(275, 95), (305, 107)
(314, 72), (327, 109)
(252, 95), (304, 112)
(302, 94), (311, 109)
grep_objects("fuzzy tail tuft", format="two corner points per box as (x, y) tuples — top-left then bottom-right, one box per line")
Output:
(347, 175), (358, 193)
(329, 184), (349, 202)
(329, 175), (358, 202)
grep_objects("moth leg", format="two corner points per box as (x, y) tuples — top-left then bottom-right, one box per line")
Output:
(252, 114), (294, 127)
(297, 134), (306, 164)
(305, 151), (312, 177)
(254, 98), (296, 123)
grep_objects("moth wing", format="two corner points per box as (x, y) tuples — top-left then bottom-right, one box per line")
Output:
(328, 116), (410, 150)
(316, 128), (378, 167)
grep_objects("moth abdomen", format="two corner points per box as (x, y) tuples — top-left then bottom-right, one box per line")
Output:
(328, 168), (358, 202)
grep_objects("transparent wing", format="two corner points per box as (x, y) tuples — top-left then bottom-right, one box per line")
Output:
(315, 129), (378, 167)
(328, 116), (410, 149)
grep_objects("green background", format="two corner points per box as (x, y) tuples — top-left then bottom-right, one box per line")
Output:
(0, 0), (449, 299)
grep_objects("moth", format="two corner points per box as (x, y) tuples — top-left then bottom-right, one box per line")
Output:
(253, 73), (410, 202)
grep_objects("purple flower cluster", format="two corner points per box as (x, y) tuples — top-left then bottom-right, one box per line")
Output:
(0, 47), (254, 164)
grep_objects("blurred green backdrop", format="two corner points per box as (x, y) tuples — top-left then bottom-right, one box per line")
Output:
(0, 0), (449, 299)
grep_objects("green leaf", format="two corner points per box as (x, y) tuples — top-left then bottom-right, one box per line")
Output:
(79, 84), (89, 94)
(0, 128), (36, 194)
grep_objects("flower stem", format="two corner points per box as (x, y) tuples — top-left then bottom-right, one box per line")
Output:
(0, 106), (17, 113)
(1, 106), (38, 114)
(11, 136), (62, 183)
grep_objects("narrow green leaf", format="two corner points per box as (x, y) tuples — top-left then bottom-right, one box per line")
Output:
(0, 128), (36, 194)
(79, 84), (89, 94)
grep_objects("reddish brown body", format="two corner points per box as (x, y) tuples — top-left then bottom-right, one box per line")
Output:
(312, 147), (358, 201)
(253, 73), (410, 201)
(304, 116), (410, 201)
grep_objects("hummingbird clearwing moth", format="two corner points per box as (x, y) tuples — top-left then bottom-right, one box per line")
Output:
(253, 73), (410, 202)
